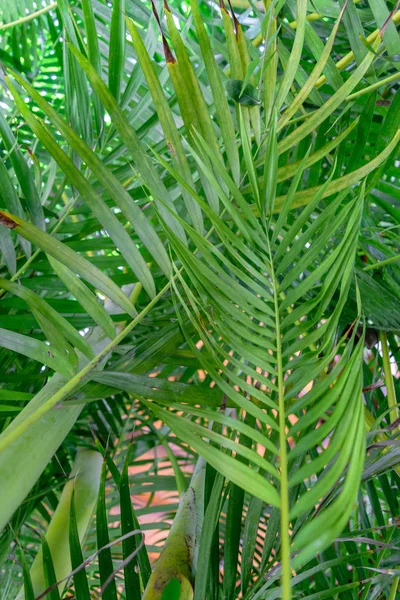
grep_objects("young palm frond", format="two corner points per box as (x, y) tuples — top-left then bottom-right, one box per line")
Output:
(148, 125), (367, 593)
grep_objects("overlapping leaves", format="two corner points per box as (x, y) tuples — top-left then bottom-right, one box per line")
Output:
(147, 130), (367, 577)
(0, 0), (399, 597)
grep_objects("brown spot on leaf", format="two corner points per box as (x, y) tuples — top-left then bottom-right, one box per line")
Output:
(0, 211), (18, 229)
(167, 141), (176, 156)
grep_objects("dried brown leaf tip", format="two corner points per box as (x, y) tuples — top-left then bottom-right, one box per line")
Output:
(150, 0), (176, 64)
(0, 211), (18, 229)
(163, 38), (176, 64)
(226, 0), (240, 32)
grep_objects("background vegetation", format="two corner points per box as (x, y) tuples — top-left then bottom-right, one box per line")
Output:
(0, 0), (399, 598)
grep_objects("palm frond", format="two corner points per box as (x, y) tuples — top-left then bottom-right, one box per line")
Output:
(0, 0), (399, 598)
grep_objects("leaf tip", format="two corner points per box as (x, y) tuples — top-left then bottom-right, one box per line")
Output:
(150, 0), (176, 63)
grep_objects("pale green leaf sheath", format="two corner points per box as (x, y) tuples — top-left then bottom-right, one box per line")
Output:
(142, 458), (205, 599)
(16, 449), (102, 599)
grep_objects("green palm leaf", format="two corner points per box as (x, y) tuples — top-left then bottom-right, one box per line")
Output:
(1, 0), (399, 598)
(148, 128), (368, 590)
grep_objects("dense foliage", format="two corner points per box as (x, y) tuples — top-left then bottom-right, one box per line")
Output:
(0, 0), (399, 598)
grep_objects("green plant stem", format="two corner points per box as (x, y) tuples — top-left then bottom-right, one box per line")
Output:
(389, 577), (399, 600)
(363, 254), (400, 271)
(269, 240), (291, 599)
(0, 3), (57, 31)
(379, 332), (399, 425)
(346, 72), (400, 102)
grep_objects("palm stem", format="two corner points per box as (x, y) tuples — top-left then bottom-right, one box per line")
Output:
(363, 253), (400, 272)
(268, 238), (291, 598)
(346, 72), (400, 102)
(389, 576), (399, 600)
(379, 332), (399, 425)
(0, 3), (57, 31)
